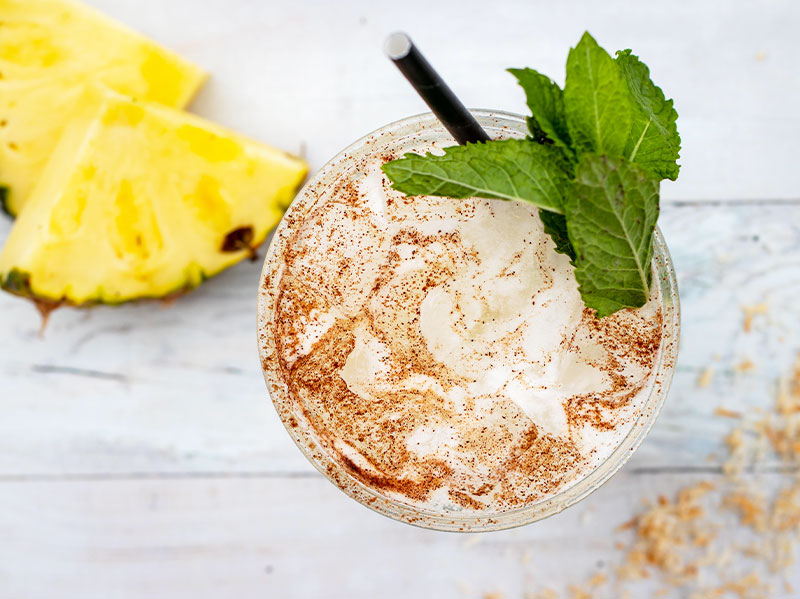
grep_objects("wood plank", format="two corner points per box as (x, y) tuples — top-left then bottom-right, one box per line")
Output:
(2, 202), (799, 476)
(0, 471), (796, 598)
(80, 0), (800, 202)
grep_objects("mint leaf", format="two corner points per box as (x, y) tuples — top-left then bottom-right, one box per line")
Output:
(566, 155), (659, 317)
(564, 32), (631, 156)
(539, 211), (575, 260)
(382, 139), (572, 214)
(508, 68), (572, 152)
(615, 49), (681, 181)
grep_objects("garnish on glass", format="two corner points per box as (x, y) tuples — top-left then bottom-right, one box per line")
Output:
(382, 31), (680, 318)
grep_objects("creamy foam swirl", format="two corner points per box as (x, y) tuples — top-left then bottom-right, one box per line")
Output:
(265, 142), (663, 513)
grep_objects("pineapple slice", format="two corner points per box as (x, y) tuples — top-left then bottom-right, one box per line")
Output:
(0, 0), (207, 216)
(0, 86), (307, 306)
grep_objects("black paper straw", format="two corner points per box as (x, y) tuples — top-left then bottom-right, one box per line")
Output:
(384, 32), (490, 146)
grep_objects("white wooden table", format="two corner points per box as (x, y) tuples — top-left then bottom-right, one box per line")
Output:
(2, 1), (799, 597)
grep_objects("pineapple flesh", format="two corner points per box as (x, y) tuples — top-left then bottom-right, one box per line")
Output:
(0, 0), (207, 216)
(0, 86), (308, 305)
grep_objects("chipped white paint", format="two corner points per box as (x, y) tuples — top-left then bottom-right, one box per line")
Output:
(1, 0), (800, 597)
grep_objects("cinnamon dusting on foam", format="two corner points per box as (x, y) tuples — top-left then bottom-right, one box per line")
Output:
(264, 139), (663, 513)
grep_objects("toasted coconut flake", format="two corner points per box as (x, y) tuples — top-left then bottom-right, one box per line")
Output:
(714, 407), (742, 419)
(735, 359), (756, 374)
(567, 585), (591, 599)
(742, 303), (769, 333)
(587, 572), (606, 587)
(697, 367), (715, 388)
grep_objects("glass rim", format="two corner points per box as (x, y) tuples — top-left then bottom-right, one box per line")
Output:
(257, 110), (681, 532)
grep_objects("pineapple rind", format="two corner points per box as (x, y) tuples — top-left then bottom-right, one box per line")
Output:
(0, 186), (10, 217)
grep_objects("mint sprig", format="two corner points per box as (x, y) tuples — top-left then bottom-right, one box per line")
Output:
(381, 31), (680, 317)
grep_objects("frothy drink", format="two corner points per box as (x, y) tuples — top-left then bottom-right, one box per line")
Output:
(258, 113), (676, 526)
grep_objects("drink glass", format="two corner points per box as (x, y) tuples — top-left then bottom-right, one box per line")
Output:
(257, 110), (680, 532)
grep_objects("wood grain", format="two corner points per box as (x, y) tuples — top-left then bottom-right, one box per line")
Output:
(1, 472), (797, 598)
